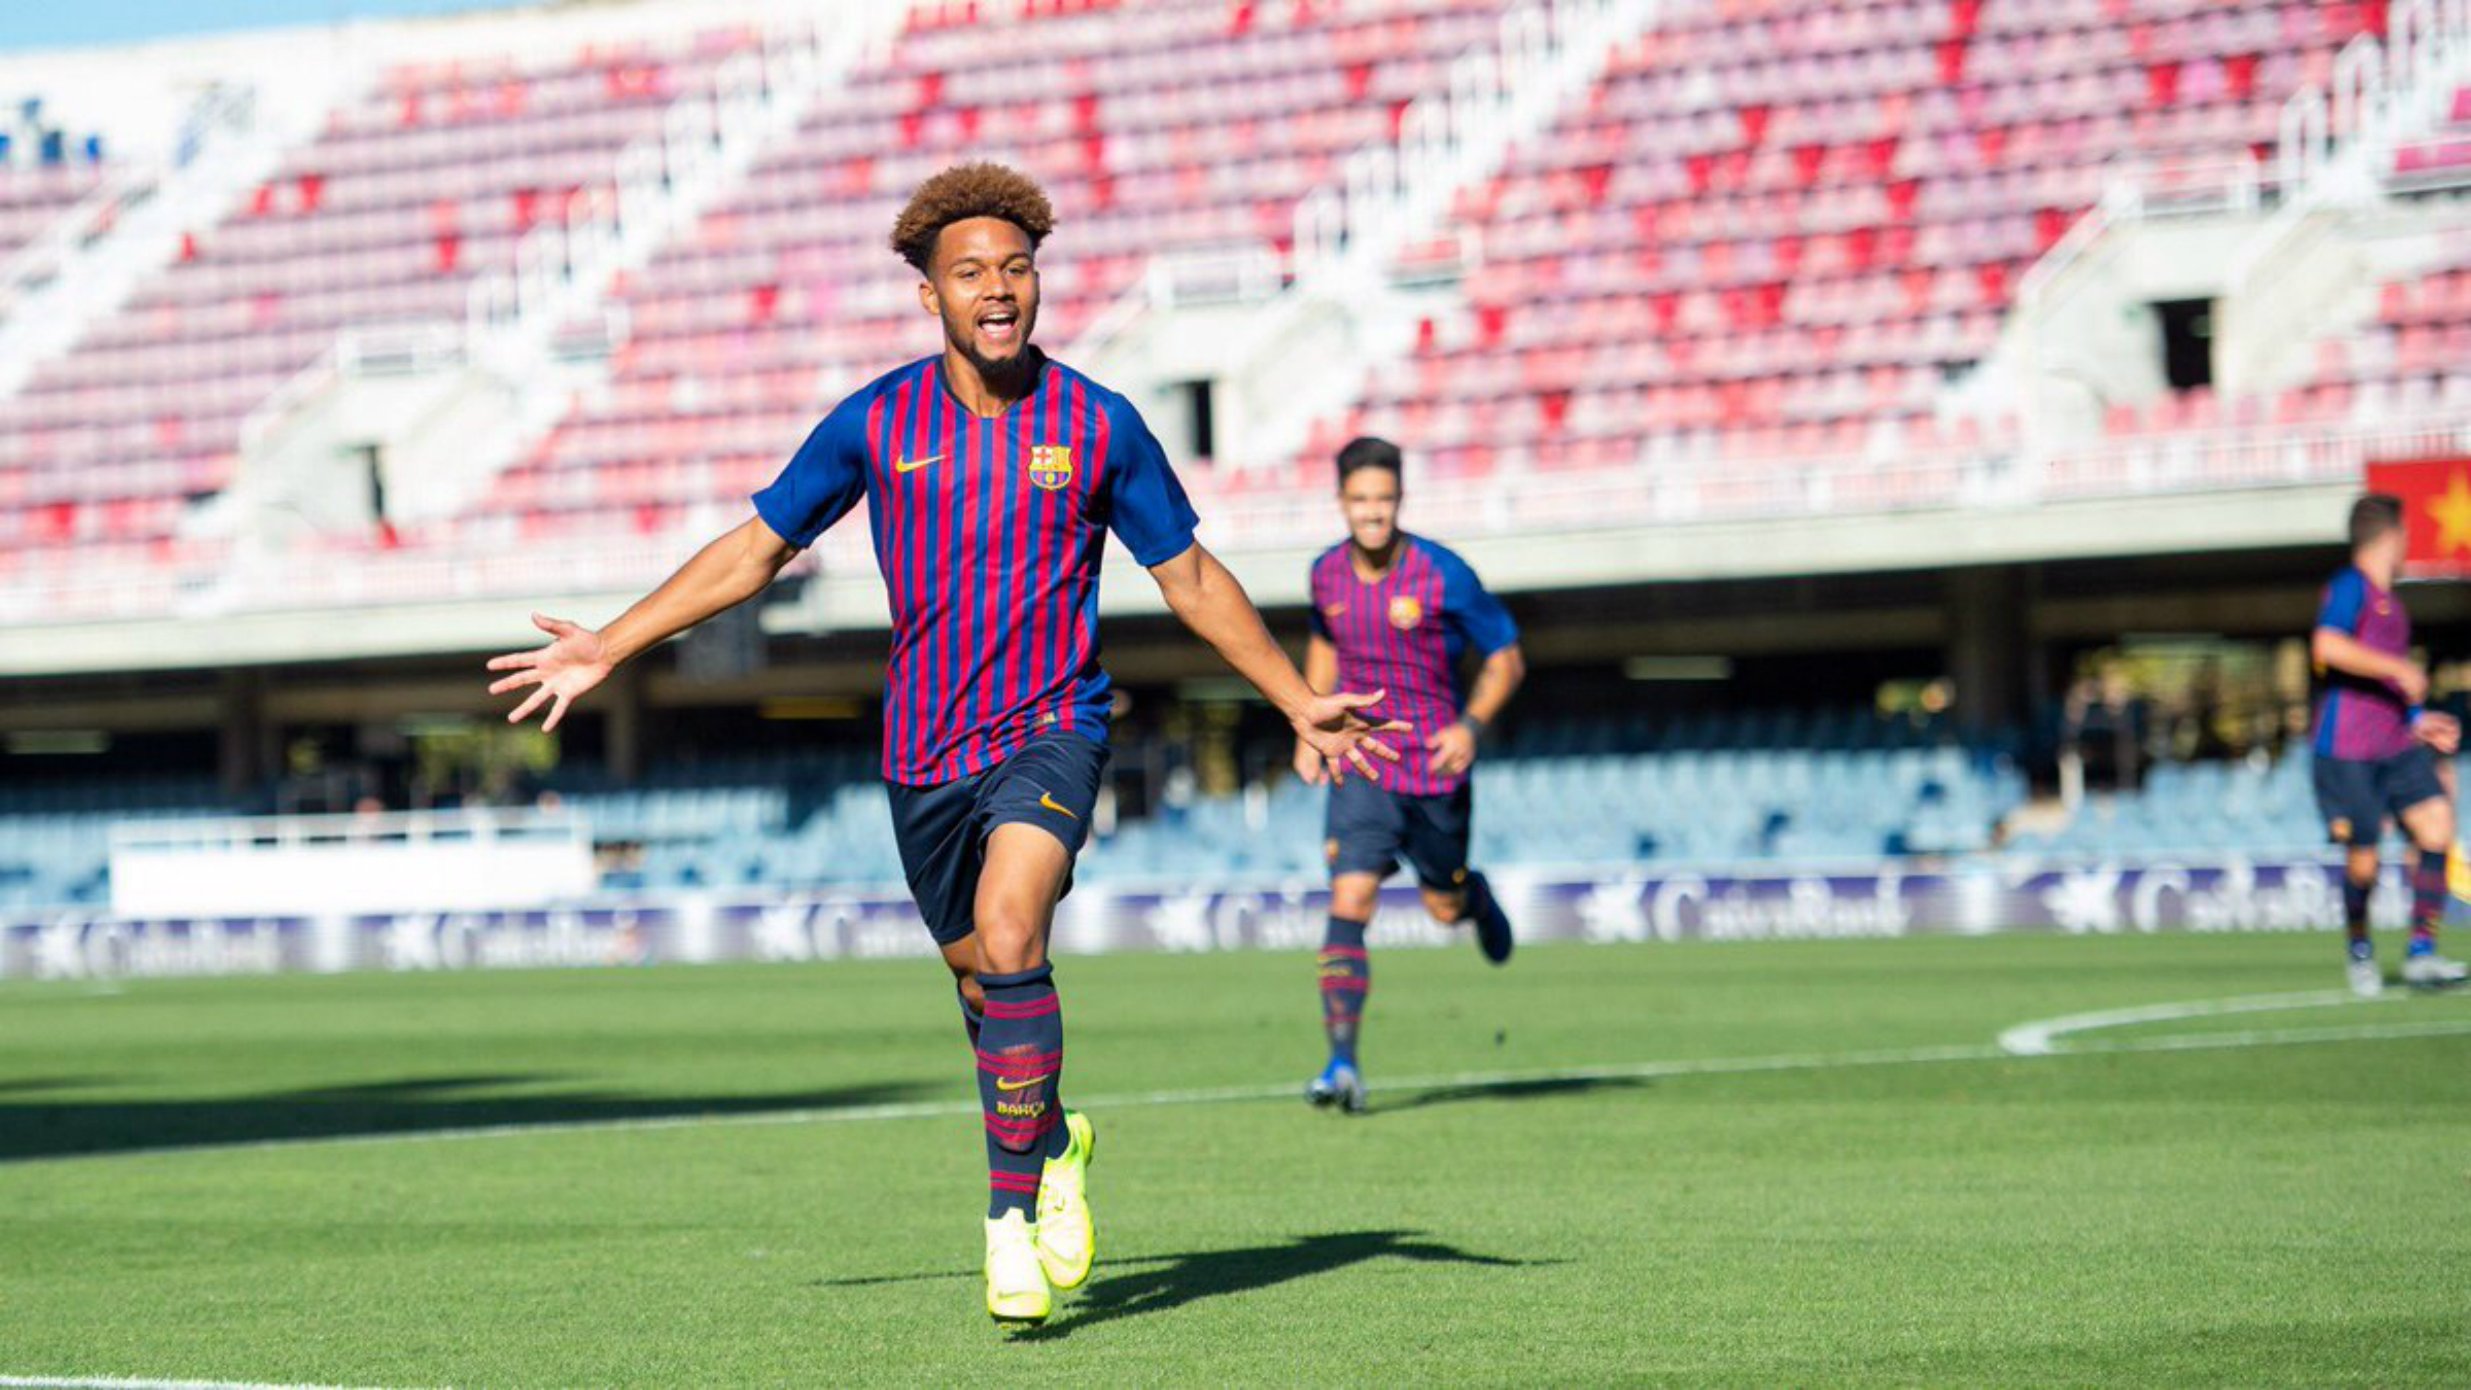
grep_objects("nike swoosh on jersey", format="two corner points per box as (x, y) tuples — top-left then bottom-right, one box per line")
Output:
(896, 453), (946, 474)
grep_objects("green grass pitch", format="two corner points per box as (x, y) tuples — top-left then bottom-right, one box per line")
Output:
(3, 932), (2468, 1386)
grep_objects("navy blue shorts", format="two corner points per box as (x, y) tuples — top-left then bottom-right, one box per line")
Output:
(2312, 746), (2446, 846)
(1325, 775), (1473, 891)
(886, 732), (1108, 946)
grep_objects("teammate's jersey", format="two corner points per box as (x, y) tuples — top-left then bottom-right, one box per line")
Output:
(754, 351), (1198, 786)
(1309, 533), (1518, 797)
(2312, 564), (2416, 762)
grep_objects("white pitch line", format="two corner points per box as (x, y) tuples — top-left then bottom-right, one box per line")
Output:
(0, 1377), (435, 1390)
(20, 1010), (2471, 1167)
(1997, 989), (2387, 1056)
(2072, 1017), (2471, 1054)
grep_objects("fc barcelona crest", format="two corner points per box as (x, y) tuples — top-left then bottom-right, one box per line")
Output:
(1028, 444), (1074, 491)
(1387, 595), (1425, 630)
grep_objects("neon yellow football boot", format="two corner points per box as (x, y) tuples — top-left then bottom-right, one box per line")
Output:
(1034, 1110), (1097, 1290)
(983, 1209), (1051, 1325)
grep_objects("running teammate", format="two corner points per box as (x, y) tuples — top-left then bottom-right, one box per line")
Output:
(487, 164), (1405, 1325)
(1294, 436), (1525, 1112)
(2310, 492), (2467, 996)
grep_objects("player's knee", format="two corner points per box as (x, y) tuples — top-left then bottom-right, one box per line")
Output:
(1331, 882), (1378, 921)
(2420, 805), (2457, 851)
(973, 909), (1046, 975)
(1421, 889), (1465, 923)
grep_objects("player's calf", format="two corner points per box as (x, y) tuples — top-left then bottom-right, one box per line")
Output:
(977, 964), (1066, 1220)
(1309, 915), (1371, 1112)
(2341, 867), (2381, 996)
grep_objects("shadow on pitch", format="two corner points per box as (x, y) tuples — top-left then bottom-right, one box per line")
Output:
(1016, 1230), (1552, 1339)
(0, 1076), (113, 1097)
(0, 1074), (938, 1162)
(814, 1230), (1550, 1314)
(1374, 1072), (1654, 1114)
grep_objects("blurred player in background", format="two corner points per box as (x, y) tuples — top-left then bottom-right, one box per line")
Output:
(1294, 437), (1525, 1112)
(487, 163), (1404, 1326)
(2309, 492), (2467, 996)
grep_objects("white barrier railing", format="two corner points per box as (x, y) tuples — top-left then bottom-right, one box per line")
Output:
(110, 808), (595, 918)
(2278, 0), (2471, 198)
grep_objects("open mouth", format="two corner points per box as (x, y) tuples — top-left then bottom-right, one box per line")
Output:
(977, 305), (1021, 348)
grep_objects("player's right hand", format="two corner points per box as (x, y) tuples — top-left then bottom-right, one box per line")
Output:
(486, 612), (613, 733)
(1292, 739), (1328, 787)
(1294, 689), (1409, 786)
(2416, 710), (2461, 755)
(2396, 661), (2432, 705)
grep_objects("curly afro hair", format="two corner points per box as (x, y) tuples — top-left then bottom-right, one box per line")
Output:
(889, 162), (1056, 274)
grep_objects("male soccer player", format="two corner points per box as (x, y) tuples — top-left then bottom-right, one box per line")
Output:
(2311, 492), (2467, 996)
(486, 164), (1404, 1325)
(1292, 436), (1525, 1112)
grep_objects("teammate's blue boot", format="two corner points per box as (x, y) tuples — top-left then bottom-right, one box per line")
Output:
(1306, 1058), (1366, 1114)
(1462, 870), (1513, 965)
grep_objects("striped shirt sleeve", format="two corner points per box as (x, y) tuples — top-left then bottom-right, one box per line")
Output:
(751, 390), (870, 548)
(1097, 396), (1199, 567)
(2316, 569), (2367, 636)
(1435, 544), (1518, 655)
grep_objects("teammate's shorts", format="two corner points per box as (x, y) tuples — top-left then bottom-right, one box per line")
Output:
(2311, 745), (2446, 846)
(1325, 775), (1473, 891)
(886, 731), (1108, 946)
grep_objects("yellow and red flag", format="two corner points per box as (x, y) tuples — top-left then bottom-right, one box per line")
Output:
(2366, 455), (2471, 579)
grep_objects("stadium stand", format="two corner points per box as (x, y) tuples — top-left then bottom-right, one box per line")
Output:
(0, 0), (2460, 921)
(2006, 746), (2321, 857)
(0, 29), (765, 598)
(0, 775), (224, 911)
(1274, 0), (2378, 510)
(2260, 232), (2471, 432)
(404, 0), (1527, 556)
(0, 710), (2041, 908)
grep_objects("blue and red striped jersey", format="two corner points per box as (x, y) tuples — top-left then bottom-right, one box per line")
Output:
(753, 352), (1199, 786)
(2312, 564), (2416, 762)
(1309, 533), (1517, 796)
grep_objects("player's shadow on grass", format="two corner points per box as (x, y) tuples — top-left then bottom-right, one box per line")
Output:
(0, 1074), (939, 1162)
(1376, 1073), (1654, 1114)
(0, 1076), (110, 1097)
(1017, 1230), (1554, 1339)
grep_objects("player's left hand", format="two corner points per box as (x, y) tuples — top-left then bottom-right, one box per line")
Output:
(1425, 720), (1477, 776)
(1295, 689), (1408, 785)
(2416, 710), (2461, 755)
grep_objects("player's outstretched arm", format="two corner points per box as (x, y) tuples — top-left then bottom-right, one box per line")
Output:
(1292, 634), (1339, 785)
(487, 515), (801, 731)
(1149, 542), (1406, 783)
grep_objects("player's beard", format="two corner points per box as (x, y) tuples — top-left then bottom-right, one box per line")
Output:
(947, 305), (1039, 391)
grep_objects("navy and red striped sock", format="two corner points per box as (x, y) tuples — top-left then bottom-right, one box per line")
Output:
(2411, 848), (2446, 955)
(1319, 916), (1370, 1068)
(2343, 875), (2373, 957)
(976, 964), (1065, 1220)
